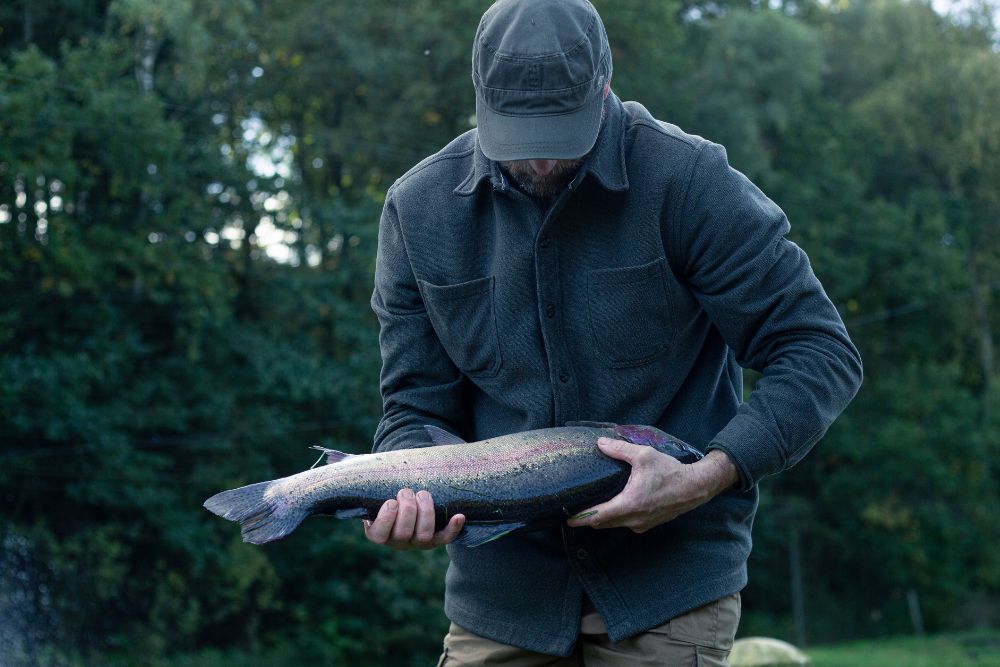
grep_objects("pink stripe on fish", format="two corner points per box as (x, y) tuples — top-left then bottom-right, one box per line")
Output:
(362, 439), (577, 480)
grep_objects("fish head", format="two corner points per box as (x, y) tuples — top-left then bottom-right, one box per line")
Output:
(613, 425), (704, 464)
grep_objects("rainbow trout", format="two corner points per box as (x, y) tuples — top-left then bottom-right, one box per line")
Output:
(203, 422), (702, 547)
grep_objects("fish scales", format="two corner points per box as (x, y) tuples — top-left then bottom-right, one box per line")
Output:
(308, 434), (606, 523)
(204, 424), (703, 546)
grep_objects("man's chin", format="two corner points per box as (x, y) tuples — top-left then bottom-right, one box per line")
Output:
(509, 175), (569, 199)
(501, 157), (585, 199)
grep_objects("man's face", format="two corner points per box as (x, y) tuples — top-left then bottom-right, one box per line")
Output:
(500, 156), (587, 199)
(498, 92), (608, 200)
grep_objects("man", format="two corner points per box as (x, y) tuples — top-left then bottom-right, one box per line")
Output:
(365, 0), (862, 664)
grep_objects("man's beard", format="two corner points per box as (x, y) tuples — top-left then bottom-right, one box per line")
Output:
(500, 156), (587, 200)
(499, 101), (606, 200)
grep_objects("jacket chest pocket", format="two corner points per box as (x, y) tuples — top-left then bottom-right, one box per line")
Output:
(418, 275), (503, 379)
(587, 257), (674, 368)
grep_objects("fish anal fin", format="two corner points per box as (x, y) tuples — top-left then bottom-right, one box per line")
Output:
(452, 521), (526, 548)
(334, 507), (368, 520)
(424, 425), (467, 446)
(310, 445), (355, 465)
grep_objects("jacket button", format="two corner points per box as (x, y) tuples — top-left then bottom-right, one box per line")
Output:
(559, 370), (570, 383)
(539, 234), (551, 248)
(576, 548), (588, 560)
(545, 304), (556, 318)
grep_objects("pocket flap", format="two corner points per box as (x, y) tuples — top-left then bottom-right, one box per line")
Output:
(587, 257), (673, 368)
(668, 593), (741, 651)
(418, 275), (494, 302)
(417, 275), (502, 378)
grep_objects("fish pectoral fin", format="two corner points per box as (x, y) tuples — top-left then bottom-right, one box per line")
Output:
(452, 521), (527, 548)
(564, 420), (618, 429)
(424, 424), (467, 446)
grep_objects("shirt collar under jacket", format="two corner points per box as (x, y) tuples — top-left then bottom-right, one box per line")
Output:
(453, 90), (631, 197)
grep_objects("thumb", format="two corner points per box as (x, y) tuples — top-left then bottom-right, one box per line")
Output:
(597, 437), (643, 463)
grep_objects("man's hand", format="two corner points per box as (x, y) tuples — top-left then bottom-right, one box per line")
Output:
(363, 488), (465, 550)
(566, 437), (739, 533)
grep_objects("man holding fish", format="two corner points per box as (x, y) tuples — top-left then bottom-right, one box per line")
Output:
(366, 0), (863, 663)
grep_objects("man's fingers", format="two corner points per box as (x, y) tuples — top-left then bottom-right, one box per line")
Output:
(569, 439), (649, 529)
(569, 504), (607, 527)
(365, 492), (468, 549)
(597, 437), (645, 464)
(567, 507), (599, 524)
(365, 491), (463, 550)
(567, 490), (637, 528)
(434, 514), (466, 546)
(364, 499), (398, 544)
(413, 490), (436, 543)
(390, 488), (418, 542)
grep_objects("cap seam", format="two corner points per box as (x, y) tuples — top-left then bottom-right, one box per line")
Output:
(475, 77), (597, 93)
(475, 80), (602, 96)
(487, 140), (588, 149)
(478, 11), (598, 61)
(473, 53), (609, 95)
(479, 101), (600, 119)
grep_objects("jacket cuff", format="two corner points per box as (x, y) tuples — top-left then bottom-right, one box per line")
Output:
(706, 415), (785, 492)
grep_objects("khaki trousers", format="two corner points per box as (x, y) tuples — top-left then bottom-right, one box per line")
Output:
(437, 593), (740, 666)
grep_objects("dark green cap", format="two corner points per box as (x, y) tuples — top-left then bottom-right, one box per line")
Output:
(472, 0), (613, 161)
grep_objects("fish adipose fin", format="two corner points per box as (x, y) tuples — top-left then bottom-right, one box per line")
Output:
(424, 425), (467, 446)
(452, 521), (526, 548)
(204, 482), (308, 545)
(310, 445), (356, 465)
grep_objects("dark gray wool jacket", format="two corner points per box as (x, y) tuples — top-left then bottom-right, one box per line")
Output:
(370, 91), (862, 656)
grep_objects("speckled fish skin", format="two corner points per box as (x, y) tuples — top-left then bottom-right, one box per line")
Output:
(203, 423), (702, 546)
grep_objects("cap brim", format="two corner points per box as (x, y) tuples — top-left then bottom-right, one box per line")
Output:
(476, 92), (604, 162)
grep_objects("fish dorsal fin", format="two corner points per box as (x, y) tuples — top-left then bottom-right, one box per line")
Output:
(452, 521), (526, 548)
(424, 425), (467, 446)
(565, 420), (618, 429)
(310, 445), (356, 465)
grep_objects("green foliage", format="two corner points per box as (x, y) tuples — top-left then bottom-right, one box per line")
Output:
(735, 0), (1000, 644)
(593, 0), (687, 119)
(808, 631), (1000, 667)
(1, 0), (998, 664)
(679, 9), (825, 180)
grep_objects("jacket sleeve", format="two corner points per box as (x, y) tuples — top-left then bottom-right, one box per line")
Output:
(369, 187), (471, 452)
(670, 141), (863, 490)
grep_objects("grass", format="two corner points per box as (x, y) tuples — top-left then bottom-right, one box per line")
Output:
(808, 631), (1000, 667)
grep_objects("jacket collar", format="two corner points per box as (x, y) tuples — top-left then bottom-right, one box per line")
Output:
(454, 91), (630, 196)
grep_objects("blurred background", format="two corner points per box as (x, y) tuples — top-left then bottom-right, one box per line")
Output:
(1, 0), (997, 665)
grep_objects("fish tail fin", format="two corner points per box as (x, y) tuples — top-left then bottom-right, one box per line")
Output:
(203, 481), (308, 545)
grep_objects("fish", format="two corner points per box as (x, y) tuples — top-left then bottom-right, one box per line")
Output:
(203, 421), (702, 547)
